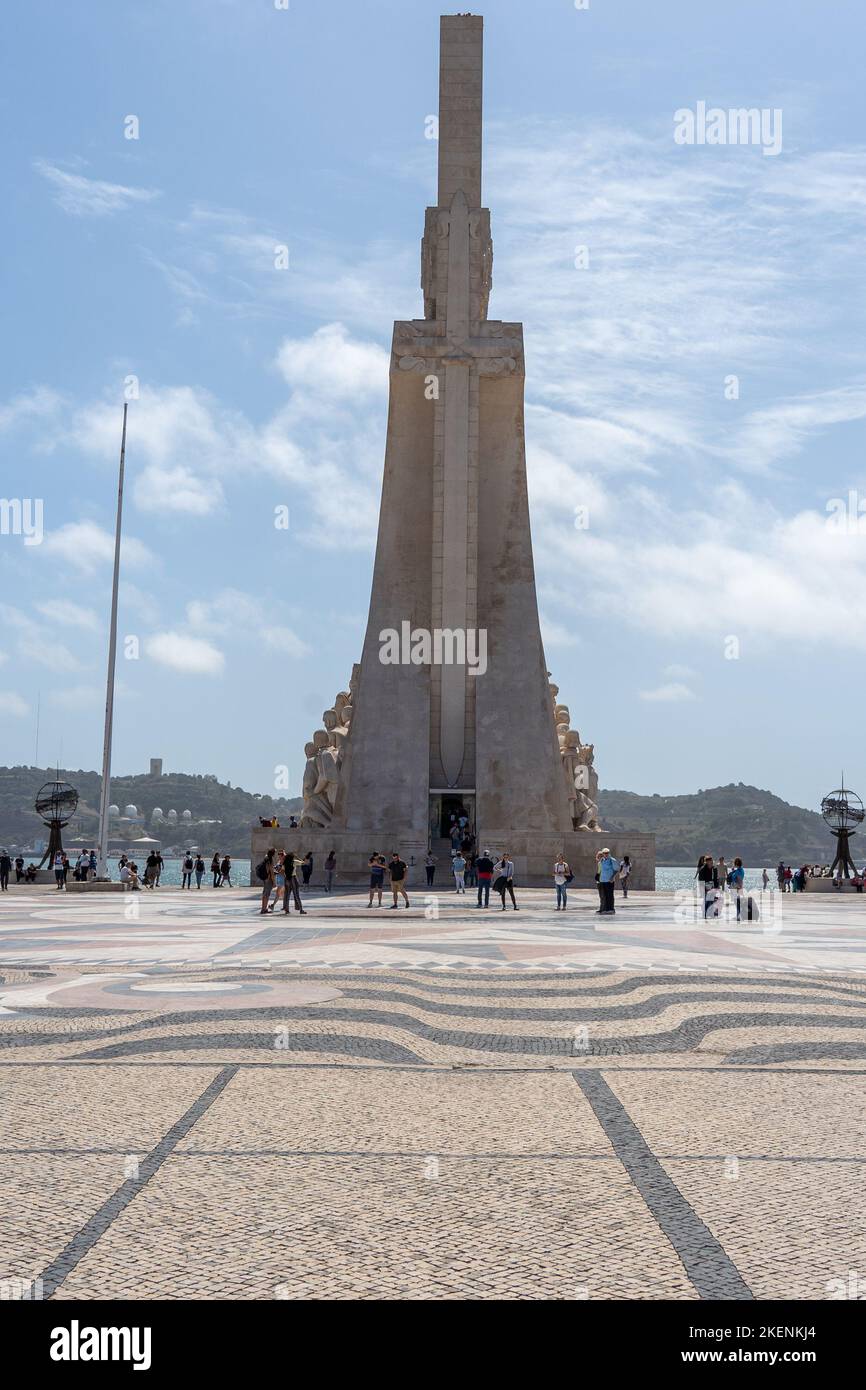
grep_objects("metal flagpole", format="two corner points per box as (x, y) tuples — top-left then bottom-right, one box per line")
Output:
(96, 403), (128, 880)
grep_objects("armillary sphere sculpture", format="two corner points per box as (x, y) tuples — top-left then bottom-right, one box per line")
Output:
(820, 784), (864, 880)
(35, 779), (79, 869)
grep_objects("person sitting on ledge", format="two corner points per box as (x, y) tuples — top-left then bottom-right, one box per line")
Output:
(24, 864), (38, 883)
(120, 861), (140, 891)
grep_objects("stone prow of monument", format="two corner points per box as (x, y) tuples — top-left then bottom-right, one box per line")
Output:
(251, 14), (655, 889)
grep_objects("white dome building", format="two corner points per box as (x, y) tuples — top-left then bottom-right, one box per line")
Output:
(124, 804), (138, 819)
(167, 809), (178, 823)
(108, 804), (120, 818)
(181, 809), (192, 821)
(151, 807), (163, 824)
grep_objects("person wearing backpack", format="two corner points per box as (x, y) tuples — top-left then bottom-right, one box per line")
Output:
(194, 854), (206, 889)
(211, 853), (221, 887)
(181, 851), (194, 889)
(258, 849), (275, 913)
(220, 855), (232, 887)
(553, 855), (571, 910)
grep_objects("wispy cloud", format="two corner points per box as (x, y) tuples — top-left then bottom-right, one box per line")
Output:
(0, 692), (28, 717)
(639, 682), (697, 703)
(34, 160), (160, 216)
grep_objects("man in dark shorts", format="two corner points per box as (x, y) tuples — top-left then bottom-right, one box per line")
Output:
(388, 851), (410, 909)
(367, 852), (386, 907)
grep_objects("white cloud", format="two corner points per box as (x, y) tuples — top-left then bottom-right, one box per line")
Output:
(47, 684), (103, 710)
(639, 682), (696, 703)
(145, 631), (225, 675)
(0, 692), (28, 717)
(539, 616), (581, 649)
(40, 521), (151, 574)
(134, 465), (224, 516)
(276, 323), (389, 402)
(34, 599), (100, 631)
(0, 387), (64, 432)
(663, 663), (697, 680)
(17, 636), (83, 672)
(34, 160), (159, 216)
(186, 591), (309, 657)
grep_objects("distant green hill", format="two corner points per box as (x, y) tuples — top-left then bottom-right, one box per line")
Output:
(0, 767), (835, 867)
(598, 783), (832, 867)
(0, 766), (302, 857)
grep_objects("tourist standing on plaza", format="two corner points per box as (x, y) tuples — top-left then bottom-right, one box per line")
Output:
(301, 852), (313, 886)
(452, 851), (466, 893)
(211, 853), (221, 887)
(465, 851), (477, 888)
(762, 867), (770, 890)
(14, 854), (24, 883)
(553, 855), (570, 910)
(324, 850), (336, 893)
(0, 850), (10, 891)
(270, 853), (287, 911)
(155, 851), (164, 885)
(494, 853), (517, 910)
(368, 852), (386, 907)
(475, 849), (494, 907)
(258, 849), (276, 913)
(697, 855), (718, 918)
(776, 860), (785, 891)
(388, 852), (410, 909)
(281, 851), (307, 914)
(716, 856), (728, 904)
(596, 847), (620, 915)
(220, 855), (232, 887)
(729, 857), (745, 920)
(425, 850), (436, 886)
(181, 852), (194, 889)
(619, 855), (632, 898)
(144, 851), (159, 889)
(194, 854), (205, 888)
(53, 849), (64, 890)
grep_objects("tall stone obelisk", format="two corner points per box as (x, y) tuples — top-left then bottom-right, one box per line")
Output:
(335, 12), (571, 842)
(266, 14), (656, 888)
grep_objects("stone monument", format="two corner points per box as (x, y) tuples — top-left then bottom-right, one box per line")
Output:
(252, 14), (654, 887)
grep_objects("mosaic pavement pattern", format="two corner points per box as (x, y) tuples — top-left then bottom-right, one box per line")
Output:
(2, 883), (866, 975)
(0, 953), (864, 1300)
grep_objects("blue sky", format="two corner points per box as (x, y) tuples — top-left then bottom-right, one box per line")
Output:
(1, 0), (865, 812)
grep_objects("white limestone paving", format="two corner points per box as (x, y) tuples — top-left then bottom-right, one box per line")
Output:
(0, 883), (865, 977)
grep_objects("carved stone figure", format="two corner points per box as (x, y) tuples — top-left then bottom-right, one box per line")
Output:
(300, 741), (333, 828)
(548, 680), (602, 831)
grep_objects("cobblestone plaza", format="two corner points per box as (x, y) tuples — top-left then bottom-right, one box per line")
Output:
(1, 884), (864, 1300)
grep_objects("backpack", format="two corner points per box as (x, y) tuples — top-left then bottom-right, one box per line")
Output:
(255, 860), (269, 882)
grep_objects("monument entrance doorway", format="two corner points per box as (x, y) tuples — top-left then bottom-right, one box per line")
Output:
(429, 790), (475, 843)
